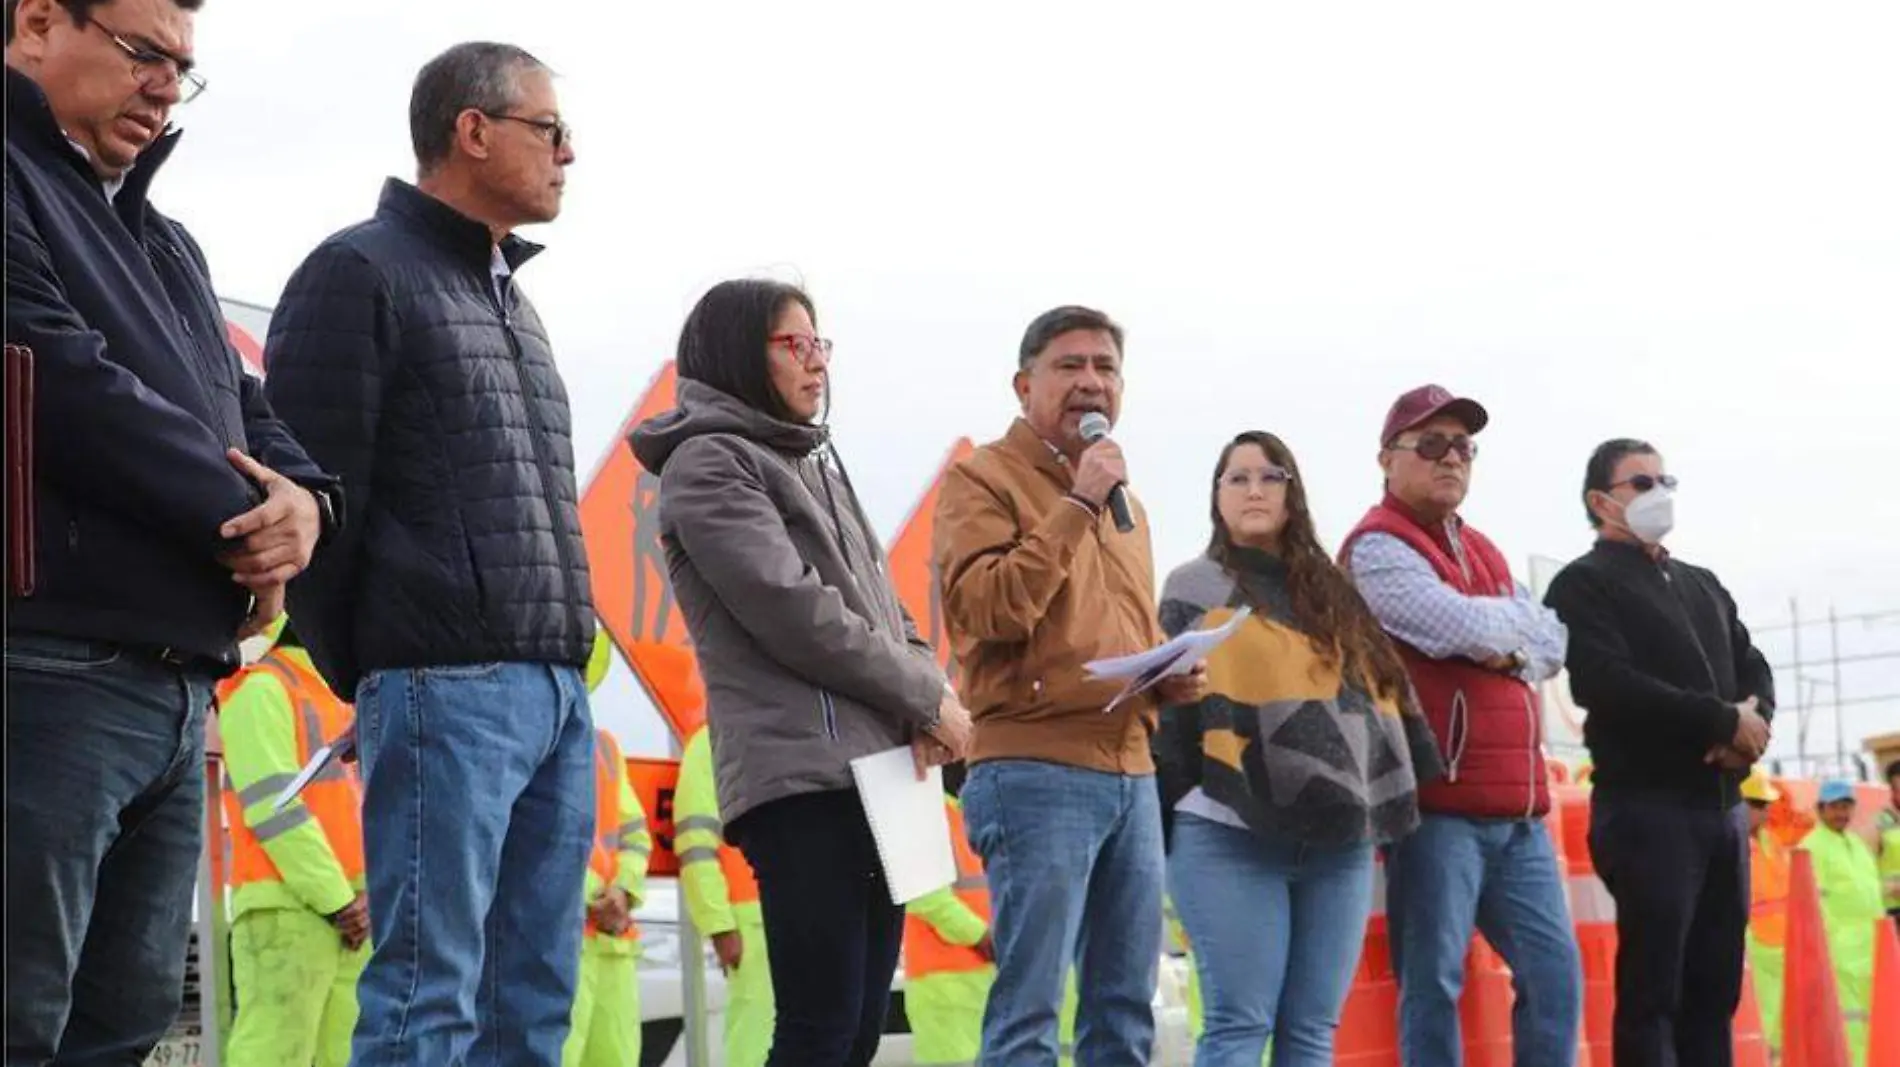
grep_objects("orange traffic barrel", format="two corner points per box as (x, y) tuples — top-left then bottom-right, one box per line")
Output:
(1556, 785), (1617, 1067)
(1460, 937), (1517, 1067)
(1338, 854), (1400, 1065)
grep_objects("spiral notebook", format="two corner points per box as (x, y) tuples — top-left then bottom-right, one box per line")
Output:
(849, 747), (958, 905)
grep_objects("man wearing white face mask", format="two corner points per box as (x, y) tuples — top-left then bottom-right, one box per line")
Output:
(1544, 438), (1776, 1067)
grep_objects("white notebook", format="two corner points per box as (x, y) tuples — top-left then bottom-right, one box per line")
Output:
(849, 747), (958, 905)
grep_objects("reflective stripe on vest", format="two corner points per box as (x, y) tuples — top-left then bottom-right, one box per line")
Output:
(675, 814), (760, 905)
(904, 799), (992, 978)
(586, 731), (638, 940)
(1568, 874), (1618, 924)
(220, 654), (364, 890)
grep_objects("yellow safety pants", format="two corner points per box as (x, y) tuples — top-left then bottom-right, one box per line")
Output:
(1746, 933), (1786, 1054)
(722, 915), (775, 1067)
(563, 936), (641, 1067)
(908, 966), (994, 1065)
(226, 907), (368, 1067)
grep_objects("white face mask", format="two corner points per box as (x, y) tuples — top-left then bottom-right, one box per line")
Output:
(1621, 487), (1675, 545)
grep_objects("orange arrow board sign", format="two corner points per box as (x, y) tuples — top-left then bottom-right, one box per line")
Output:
(886, 438), (975, 684)
(577, 362), (709, 742)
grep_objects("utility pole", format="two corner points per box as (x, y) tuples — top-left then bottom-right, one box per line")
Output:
(1791, 597), (1806, 769)
(1830, 605), (1846, 773)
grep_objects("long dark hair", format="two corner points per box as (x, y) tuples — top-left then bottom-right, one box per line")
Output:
(675, 279), (818, 423)
(1207, 431), (1413, 702)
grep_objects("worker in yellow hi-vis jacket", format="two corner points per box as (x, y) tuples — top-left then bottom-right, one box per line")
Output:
(677, 724), (774, 1067)
(563, 635), (654, 1067)
(904, 793), (993, 1065)
(219, 617), (368, 1067)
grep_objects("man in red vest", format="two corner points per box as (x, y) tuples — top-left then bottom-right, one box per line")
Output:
(1341, 384), (1582, 1066)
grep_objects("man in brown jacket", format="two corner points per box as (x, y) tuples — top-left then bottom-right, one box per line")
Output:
(933, 305), (1206, 1067)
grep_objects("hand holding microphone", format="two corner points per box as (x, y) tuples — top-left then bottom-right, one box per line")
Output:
(1076, 413), (1134, 533)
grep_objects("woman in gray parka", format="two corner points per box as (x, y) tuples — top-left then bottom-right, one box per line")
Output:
(628, 279), (975, 1067)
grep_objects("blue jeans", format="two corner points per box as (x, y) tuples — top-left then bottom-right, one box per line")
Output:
(1168, 813), (1375, 1067)
(350, 662), (595, 1067)
(960, 760), (1164, 1067)
(1386, 813), (1582, 1067)
(4, 632), (214, 1066)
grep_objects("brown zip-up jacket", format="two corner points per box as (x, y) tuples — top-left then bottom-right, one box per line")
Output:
(932, 418), (1166, 774)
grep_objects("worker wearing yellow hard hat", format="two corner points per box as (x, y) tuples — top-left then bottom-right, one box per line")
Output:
(1740, 769), (1788, 1053)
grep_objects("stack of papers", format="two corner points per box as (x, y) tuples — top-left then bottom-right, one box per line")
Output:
(1085, 607), (1252, 713)
(272, 725), (357, 811)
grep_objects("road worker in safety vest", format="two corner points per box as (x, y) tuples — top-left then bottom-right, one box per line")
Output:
(1878, 760), (1900, 932)
(219, 616), (368, 1067)
(563, 633), (654, 1067)
(1800, 778), (1884, 1067)
(1742, 769), (1789, 1054)
(903, 778), (994, 1066)
(676, 723), (774, 1067)
(900, 764), (1081, 1065)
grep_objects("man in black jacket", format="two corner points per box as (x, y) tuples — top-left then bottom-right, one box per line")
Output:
(3, 0), (335, 1062)
(1544, 438), (1775, 1067)
(263, 41), (596, 1066)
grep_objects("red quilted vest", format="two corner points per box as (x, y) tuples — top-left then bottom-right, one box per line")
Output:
(1342, 495), (1549, 819)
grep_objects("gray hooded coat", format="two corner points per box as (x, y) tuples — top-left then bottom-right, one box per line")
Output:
(628, 379), (945, 827)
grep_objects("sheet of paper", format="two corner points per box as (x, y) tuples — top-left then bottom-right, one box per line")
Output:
(1085, 606), (1253, 713)
(271, 724), (356, 812)
(848, 746), (958, 905)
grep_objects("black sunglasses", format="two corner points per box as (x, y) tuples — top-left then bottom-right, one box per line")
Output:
(1391, 431), (1478, 463)
(1609, 473), (1678, 493)
(481, 112), (572, 152)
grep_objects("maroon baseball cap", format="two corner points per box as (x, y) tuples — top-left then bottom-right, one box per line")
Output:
(1380, 384), (1489, 445)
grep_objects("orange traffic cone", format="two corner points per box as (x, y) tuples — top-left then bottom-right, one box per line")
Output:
(1734, 960), (1771, 1067)
(1869, 919), (1900, 1067)
(1782, 849), (1852, 1067)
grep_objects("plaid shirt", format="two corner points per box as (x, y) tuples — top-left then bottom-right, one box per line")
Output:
(1348, 530), (1567, 683)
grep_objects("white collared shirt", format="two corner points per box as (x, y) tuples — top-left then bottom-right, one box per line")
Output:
(490, 244), (511, 307)
(63, 135), (126, 202)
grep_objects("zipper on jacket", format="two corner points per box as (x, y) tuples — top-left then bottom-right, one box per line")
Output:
(1523, 689), (1539, 819)
(488, 278), (579, 635)
(1445, 689), (1469, 783)
(818, 689), (840, 741)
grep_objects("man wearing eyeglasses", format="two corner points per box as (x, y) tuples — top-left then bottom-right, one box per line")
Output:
(5, 1), (340, 1063)
(1543, 439), (1774, 1067)
(263, 41), (593, 1067)
(1340, 384), (1582, 1067)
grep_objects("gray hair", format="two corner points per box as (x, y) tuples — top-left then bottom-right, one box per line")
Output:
(409, 41), (548, 172)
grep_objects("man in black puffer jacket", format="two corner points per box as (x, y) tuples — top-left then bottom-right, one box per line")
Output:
(263, 41), (596, 1067)
(5, 2), (334, 1061)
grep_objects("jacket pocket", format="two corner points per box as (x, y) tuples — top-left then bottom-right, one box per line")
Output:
(817, 688), (840, 741)
(458, 524), (493, 635)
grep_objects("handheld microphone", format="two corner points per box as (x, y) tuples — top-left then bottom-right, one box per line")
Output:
(1077, 412), (1134, 534)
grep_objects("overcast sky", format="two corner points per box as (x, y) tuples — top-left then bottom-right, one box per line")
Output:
(164, 2), (1898, 767)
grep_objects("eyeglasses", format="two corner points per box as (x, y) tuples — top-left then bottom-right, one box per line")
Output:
(1391, 432), (1478, 463)
(87, 16), (205, 103)
(1609, 473), (1678, 493)
(1220, 467), (1293, 491)
(770, 334), (834, 366)
(482, 112), (573, 152)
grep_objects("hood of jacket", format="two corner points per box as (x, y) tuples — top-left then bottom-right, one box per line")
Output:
(629, 378), (828, 474)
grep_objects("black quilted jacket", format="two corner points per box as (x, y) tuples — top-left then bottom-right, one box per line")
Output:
(264, 179), (595, 695)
